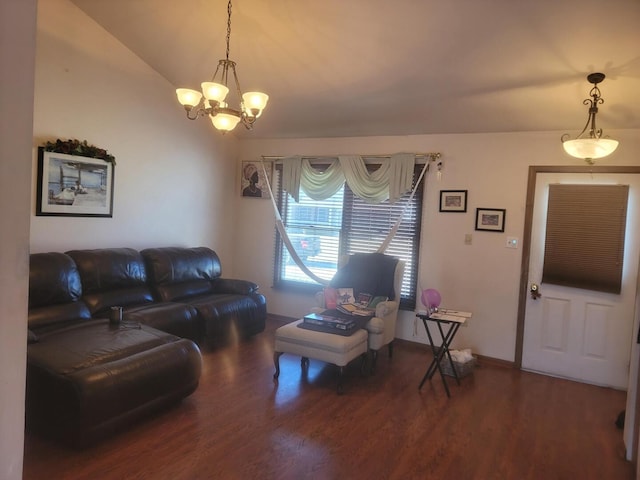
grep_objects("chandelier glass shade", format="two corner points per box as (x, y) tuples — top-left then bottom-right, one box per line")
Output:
(175, 1), (268, 133)
(561, 72), (618, 164)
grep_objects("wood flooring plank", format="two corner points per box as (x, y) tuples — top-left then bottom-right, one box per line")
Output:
(23, 316), (633, 480)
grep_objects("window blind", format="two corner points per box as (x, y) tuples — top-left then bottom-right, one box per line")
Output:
(342, 169), (423, 309)
(542, 184), (629, 294)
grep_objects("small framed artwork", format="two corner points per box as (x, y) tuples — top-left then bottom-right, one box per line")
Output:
(475, 208), (506, 232)
(36, 147), (114, 217)
(241, 160), (272, 199)
(439, 190), (467, 212)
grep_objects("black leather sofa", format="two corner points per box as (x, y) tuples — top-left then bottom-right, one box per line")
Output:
(62, 246), (267, 345)
(26, 246), (267, 446)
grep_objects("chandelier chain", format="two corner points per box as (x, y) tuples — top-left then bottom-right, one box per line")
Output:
(225, 0), (232, 61)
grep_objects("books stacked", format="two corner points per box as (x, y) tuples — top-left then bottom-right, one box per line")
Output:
(303, 313), (357, 331)
(335, 291), (379, 317)
(336, 303), (375, 316)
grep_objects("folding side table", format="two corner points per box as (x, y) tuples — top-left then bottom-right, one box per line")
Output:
(416, 310), (470, 397)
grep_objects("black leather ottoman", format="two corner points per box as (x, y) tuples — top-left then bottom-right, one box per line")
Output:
(26, 319), (202, 447)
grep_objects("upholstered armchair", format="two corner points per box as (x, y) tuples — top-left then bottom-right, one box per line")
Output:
(312, 253), (406, 371)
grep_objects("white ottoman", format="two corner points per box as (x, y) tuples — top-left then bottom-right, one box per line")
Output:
(273, 319), (368, 394)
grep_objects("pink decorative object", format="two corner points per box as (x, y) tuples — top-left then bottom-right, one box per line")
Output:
(421, 288), (441, 309)
(324, 287), (338, 309)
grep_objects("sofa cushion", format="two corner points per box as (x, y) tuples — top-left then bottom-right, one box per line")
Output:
(186, 292), (267, 342)
(28, 252), (92, 331)
(29, 252), (83, 307)
(66, 248), (154, 315)
(124, 302), (202, 341)
(29, 303), (92, 333)
(141, 247), (221, 302)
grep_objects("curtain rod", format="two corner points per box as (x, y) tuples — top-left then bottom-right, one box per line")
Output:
(261, 152), (441, 162)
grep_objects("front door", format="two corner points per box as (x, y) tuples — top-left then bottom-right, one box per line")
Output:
(521, 171), (640, 388)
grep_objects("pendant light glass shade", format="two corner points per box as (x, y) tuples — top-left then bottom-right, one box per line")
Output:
(243, 92), (269, 117)
(562, 138), (619, 161)
(201, 82), (229, 104)
(211, 112), (241, 131)
(176, 88), (203, 108)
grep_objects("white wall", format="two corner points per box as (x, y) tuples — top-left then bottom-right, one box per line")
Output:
(0, 0), (37, 478)
(31, 0), (239, 266)
(238, 129), (640, 362)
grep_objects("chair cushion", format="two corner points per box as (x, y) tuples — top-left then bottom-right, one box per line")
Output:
(329, 253), (399, 300)
(275, 320), (367, 355)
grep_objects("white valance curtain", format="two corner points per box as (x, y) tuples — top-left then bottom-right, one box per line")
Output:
(281, 152), (416, 204)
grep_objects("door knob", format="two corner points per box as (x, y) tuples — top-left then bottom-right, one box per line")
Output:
(530, 283), (541, 300)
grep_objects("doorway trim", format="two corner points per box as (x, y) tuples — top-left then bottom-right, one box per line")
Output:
(515, 165), (640, 368)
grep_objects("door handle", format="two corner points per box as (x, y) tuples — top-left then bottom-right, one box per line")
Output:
(530, 283), (541, 300)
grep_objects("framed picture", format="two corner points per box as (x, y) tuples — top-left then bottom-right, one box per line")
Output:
(475, 208), (506, 232)
(241, 160), (272, 199)
(439, 190), (467, 212)
(36, 147), (114, 217)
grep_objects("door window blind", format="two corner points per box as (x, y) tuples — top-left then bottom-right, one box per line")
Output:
(542, 184), (629, 294)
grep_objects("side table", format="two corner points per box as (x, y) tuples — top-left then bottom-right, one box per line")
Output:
(416, 310), (472, 397)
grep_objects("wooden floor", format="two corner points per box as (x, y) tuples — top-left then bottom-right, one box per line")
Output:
(23, 316), (634, 480)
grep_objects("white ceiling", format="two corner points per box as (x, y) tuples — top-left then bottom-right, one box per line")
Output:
(70, 0), (640, 139)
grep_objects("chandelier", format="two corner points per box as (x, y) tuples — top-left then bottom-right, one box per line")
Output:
(561, 72), (618, 164)
(175, 0), (268, 133)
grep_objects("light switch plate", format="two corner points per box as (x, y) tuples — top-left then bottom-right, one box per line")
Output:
(506, 237), (518, 249)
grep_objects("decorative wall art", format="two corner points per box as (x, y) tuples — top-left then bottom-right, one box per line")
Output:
(241, 160), (272, 199)
(36, 144), (115, 217)
(475, 208), (506, 232)
(439, 190), (468, 212)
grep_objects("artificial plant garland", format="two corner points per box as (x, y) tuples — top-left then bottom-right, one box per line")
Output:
(43, 139), (116, 165)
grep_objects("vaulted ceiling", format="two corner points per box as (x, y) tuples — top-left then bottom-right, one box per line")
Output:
(71, 0), (640, 139)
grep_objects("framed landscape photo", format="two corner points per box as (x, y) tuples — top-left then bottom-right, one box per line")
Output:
(439, 190), (467, 212)
(475, 208), (506, 232)
(36, 147), (114, 217)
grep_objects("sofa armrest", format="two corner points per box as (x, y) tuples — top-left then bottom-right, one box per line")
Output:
(366, 300), (400, 350)
(212, 278), (259, 295)
(375, 300), (398, 318)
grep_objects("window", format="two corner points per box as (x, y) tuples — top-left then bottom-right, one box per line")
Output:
(273, 162), (423, 310)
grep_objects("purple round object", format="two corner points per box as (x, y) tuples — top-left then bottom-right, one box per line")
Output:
(421, 288), (441, 309)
